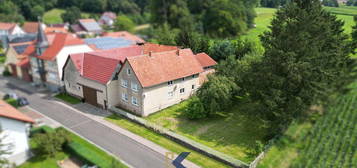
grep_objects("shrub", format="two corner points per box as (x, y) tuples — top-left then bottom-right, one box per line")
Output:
(5, 98), (18, 108)
(30, 126), (55, 136)
(33, 129), (70, 157)
(2, 68), (11, 76)
(183, 96), (207, 119)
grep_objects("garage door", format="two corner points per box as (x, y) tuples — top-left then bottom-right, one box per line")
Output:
(82, 86), (100, 107)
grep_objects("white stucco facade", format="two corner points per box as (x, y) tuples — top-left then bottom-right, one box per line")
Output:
(0, 117), (31, 166)
(0, 25), (24, 36)
(56, 45), (93, 79)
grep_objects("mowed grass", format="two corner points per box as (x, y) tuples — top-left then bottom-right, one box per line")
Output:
(257, 121), (312, 168)
(18, 138), (69, 168)
(146, 99), (269, 163)
(55, 93), (81, 104)
(105, 114), (230, 168)
(243, 7), (355, 42)
(43, 9), (65, 24)
(324, 5), (357, 16)
(43, 8), (92, 24)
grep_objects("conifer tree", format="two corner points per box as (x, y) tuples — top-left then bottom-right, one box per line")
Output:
(247, 0), (356, 134)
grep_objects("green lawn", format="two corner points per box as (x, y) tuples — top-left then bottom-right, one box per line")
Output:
(55, 93), (81, 104)
(324, 5), (357, 16)
(105, 114), (230, 168)
(257, 121), (312, 168)
(243, 7), (356, 43)
(242, 8), (277, 42)
(43, 8), (92, 24)
(19, 127), (127, 168)
(0, 56), (5, 64)
(43, 9), (65, 24)
(145, 99), (269, 163)
(18, 137), (69, 168)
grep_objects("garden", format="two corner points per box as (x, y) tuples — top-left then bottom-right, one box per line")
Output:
(19, 126), (127, 168)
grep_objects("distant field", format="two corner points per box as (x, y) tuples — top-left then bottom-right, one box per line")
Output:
(43, 9), (65, 24)
(243, 6), (356, 42)
(324, 5), (357, 16)
(43, 8), (91, 24)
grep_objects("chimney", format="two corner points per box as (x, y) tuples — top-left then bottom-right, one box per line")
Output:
(176, 49), (180, 56)
(149, 51), (152, 57)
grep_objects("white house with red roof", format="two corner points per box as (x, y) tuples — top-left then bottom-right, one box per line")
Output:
(63, 43), (217, 116)
(0, 100), (34, 166)
(29, 22), (93, 92)
(0, 22), (24, 36)
(98, 12), (117, 27)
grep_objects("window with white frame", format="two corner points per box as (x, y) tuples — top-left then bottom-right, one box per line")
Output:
(127, 69), (131, 75)
(192, 85), (195, 90)
(180, 88), (185, 94)
(131, 82), (138, 92)
(182, 77), (185, 81)
(168, 81), (173, 85)
(132, 96), (138, 106)
(121, 93), (128, 102)
(121, 79), (128, 88)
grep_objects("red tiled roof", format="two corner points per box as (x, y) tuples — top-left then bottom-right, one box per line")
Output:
(23, 44), (36, 57)
(68, 44), (179, 84)
(103, 31), (145, 43)
(38, 33), (84, 60)
(22, 22), (39, 33)
(142, 43), (178, 54)
(0, 100), (34, 123)
(195, 53), (217, 68)
(79, 19), (96, 23)
(127, 49), (204, 87)
(0, 22), (16, 30)
(17, 57), (30, 68)
(45, 27), (67, 33)
(69, 46), (143, 84)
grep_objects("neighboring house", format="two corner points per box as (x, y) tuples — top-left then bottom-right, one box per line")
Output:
(84, 37), (136, 50)
(63, 43), (178, 111)
(103, 31), (145, 44)
(98, 12), (117, 27)
(30, 23), (93, 92)
(0, 22), (24, 36)
(0, 100), (34, 166)
(22, 22), (46, 34)
(0, 23), (25, 49)
(71, 19), (102, 36)
(63, 43), (217, 116)
(5, 41), (35, 82)
(0, 33), (36, 51)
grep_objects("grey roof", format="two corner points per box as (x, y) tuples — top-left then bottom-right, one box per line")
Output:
(84, 37), (134, 50)
(0, 34), (36, 49)
(13, 44), (30, 54)
(79, 20), (102, 33)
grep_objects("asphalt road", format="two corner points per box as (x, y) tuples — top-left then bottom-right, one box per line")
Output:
(0, 76), (171, 168)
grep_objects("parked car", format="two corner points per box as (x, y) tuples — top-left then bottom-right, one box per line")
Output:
(3, 92), (18, 100)
(17, 97), (29, 106)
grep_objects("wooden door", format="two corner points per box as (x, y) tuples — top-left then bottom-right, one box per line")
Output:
(83, 86), (99, 107)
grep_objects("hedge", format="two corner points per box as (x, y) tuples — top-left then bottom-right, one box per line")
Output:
(6, 98), (18, 108)
(30, 126), (55, 136)
(59, 128), (126, 168)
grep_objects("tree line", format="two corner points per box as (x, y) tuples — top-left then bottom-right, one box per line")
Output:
(185, 0), (357, 137)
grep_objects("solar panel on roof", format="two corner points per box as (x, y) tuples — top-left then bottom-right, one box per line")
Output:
(84, 37), (134, 50)
(13, 44), (29, 54)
